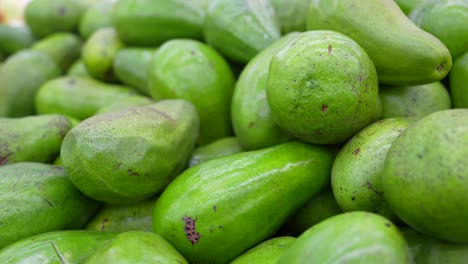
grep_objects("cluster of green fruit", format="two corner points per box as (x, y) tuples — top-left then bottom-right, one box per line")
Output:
(0, 0), (467, 263)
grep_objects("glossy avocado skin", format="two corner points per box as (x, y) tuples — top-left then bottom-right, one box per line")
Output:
(0, 163), (100, 249)
(79, 0), (116, 39)
(86, 197), (157, 232)
(61, 100), (199, 204)
(450, 52), (468, 108)
(113, 0), (205, 46)
(0, 115), (72, 165)
(204, 0), (281, 63)
(232, 33), (298, 150)
(153, 141), (334, 264)
(410, 0), (468, 60)
(0, 50), (60, 117)
(188, 137), (243, 167)
(307, 0), (452, 85)
(231, 237), (296, 264)
(84, 231), (188, 264)
(148, 39), (235, 146)
(383, 109), (468, 243)
(0, 231), (117, 263)
(270, 0), (309, 33)
(82, 27), (125, 82)
(114, 48), (157, 96)
(278, 212), (412, 264)
(35, 76), (136, 120)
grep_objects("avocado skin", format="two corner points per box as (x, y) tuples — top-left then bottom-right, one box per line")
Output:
(61, 100), (200, 204)
(79, 0), (116, 39)
(307, 0), (452, 85)
(35, 76), (136, 120)
(0, 115), (72, 165)
(0, 25), (36, 55)
(153, 141), (334, 264)
(203, 0), (281, 63)
(450, 52), (468, 108)
(84, 231), (188, 264)
(0, 230), (117, 263)
(114, 48), (156, 96)
(383, 109), (468, 243)
(188, 137), (243, 167)
(231, 237), (296, 264)
(232, 33), (298, 150)
(277, 212), (411, 264)
(0, 50), (61, 117)
(32, 32), (82, 73)
(113, 0), (205, 46)
(0, 163), (100, 249)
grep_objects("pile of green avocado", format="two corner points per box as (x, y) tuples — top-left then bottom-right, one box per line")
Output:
(0, 0), (467, 263)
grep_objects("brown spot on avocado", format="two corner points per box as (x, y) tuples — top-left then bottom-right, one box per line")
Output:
(437, 64), (443, 71)
(182, 216), (200, 245)
(248, 122), (255, 128)
(352, 148), (360, 156)
(385, 222), (392, 227)
(321, 105), (328, 112)
(127, 168), (140, 177)
(212, 205), (217, 212)
(57, 7), (67, 16)
(0, 153), (12, 166)
(44, 198), (55, 207)
(101, 218), (109, 231)
(328, 45), (332, 56)
(365, 180), (384, 198)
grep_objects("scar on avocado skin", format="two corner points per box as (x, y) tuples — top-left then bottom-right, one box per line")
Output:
(101, 218), (109, 231)
(328, 45), (332, 56)
(352, 148), (360, 156)
(182, 216), (200, 245)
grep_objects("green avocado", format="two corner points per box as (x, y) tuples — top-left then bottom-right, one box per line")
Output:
(82, 27), (125, 82)
(86, 197), (157, 232)
(0, 115), (72, 165)
(94, 96), (155, 115)
(84, 231), (188, 264)
(450, 52), (468, 108)
(204, 0), (281, 63)
(61, 100), (199, 204)
(401, 227), (468, 264)
(231, 237), (296, 264)
(266, 31), (381, 144)
(35, 76), (136, 120)
(278, 212), (411, 263)
(232, 33), (298, 150)
(0, 50), (61, 117)
(188, 137), (243, 167)
(270, 0), (309, 33)
(0, 231), (117, 263)
(383, 109), (468, 243)
(394, 0), (427, 15)
(113, 0), (206, 46)
(32, 32), (82, 73)
(148, 39), (235, 145)
(410, 0), (468, 60)
(281, 189), (342, 236)
(24, 0), (86, 38)
(331, 118), (413, 221)
(0, 25), (36, 55)
(113, 48), (157, 95)
(379, 82), (451, 119)
(67, 59), (90, 77)
(0, 163), (100, 249)
(153, 141), (334, 263)
(307, 0), (452, 85)
(79, 0), (116, 39)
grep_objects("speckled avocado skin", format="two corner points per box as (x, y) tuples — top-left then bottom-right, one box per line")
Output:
(450, 52), (468, 108)
(267, 30), (381, 144)
(332, 118), (413, 222)
(61, 100), (199, 204)
(277, 212), (412, 264)
(153, 141), (334, 264)
(383, 109), (468, 243)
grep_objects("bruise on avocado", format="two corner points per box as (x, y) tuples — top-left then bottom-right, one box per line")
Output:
(182, 216), (200, 245)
